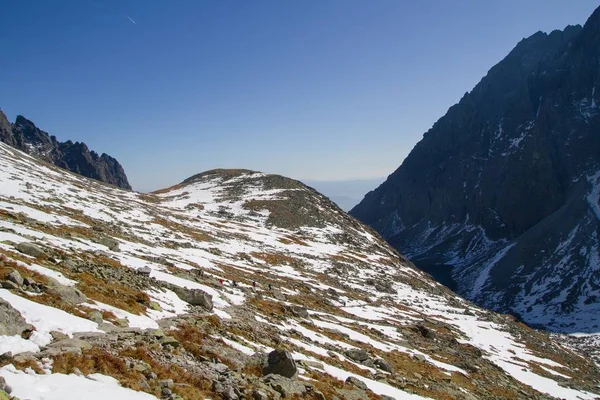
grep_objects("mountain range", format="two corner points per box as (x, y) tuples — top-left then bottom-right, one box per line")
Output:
(351, 6), (600, 333)
(0, 110), (131, 190)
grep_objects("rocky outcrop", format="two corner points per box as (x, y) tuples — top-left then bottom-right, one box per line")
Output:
(0, 111), (131, 189)
(263, 349), (298, 379)
(172, 287), (214, 311)
(351, 7), (600, 332)
(0, 298), (31, 337)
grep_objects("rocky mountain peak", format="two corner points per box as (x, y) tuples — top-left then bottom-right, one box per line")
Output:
(0, 109), (132, 190)
(351, 6), (600, 333)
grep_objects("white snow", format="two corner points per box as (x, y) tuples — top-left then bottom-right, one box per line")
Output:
(0, 364), (158, 400)
(0, 289), (101, 347)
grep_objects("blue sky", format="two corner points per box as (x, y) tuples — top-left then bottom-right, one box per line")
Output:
(1, 1), (598, 192)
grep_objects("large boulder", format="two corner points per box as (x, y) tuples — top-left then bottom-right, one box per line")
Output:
(6, 270), (24, 287)
(15, 242), (46, 258)
(45, 278), (87, 305)
(344, 349), (369, 363)
(263, 374), (306, 397)
(173, 287), (213, 311)
(263, 349), (297, 379)
(98, 236), (120, 252)
(0, 298), (31, 336)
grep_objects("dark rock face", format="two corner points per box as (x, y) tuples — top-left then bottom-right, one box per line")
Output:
(351, 8), (600, 333)
(0, 112), (131, 190)
(263, 349), (297, 379)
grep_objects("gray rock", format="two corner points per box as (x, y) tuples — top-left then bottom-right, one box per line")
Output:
(15, 242), (46, 258)
(50, 331), (69, 341)
(299, 360), (324, 370)
(252, 389), (268, 400)
(98, 236), (120, 252)
(6, 270), (24, 287)
(45, 278), (87, 305)
(374, 358), (393, 372)
(159, 379), (174, 388)
(344, 349), (369, 363)
(89, 311), (103, 324)
(160, 336), (180, 348)
(263, 349), (297, 379)
(0, 298), (29, 336)
(345, 376), (368, 390)
(173, 287), (213, 311)
(1, 280), (19, 290)
(264, 374), (306, 397)
(213, 362), (229, 373)
(138, 266), (152, 276)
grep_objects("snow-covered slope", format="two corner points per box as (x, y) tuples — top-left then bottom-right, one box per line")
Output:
(0, 142), (599, 400)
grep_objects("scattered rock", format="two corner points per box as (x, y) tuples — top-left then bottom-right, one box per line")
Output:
(414, 324), (435, 339)
(138, 266), (152, 276)
(374, 358), (393, 372)
(159, 379), (174, 389)
(264, 374), (306, 397)
(0, 280), (19, 290)
(89, 311), (104, 324)
(98, 236), (120, 252)
(345, 376), (368, 390)
(252, 389), (268, 400)
(45, 278), (87, 305)
(15, 242), (46, 258)
(344, 349), (369, 363)
(160, 336), (180, 348)
(173, 287), (213, 311)
(263, 349), (297, 379)
(0, 298), (30, 336)
(6, 270), (24, 287)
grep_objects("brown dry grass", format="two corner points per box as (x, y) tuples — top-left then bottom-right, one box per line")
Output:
(75, 271), (149, 315)
(152, 217), (214, 242)
(250, 251), (297, 266)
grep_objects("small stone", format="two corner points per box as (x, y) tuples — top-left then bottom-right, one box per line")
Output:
(138, 266), (152, 276)
(3, 384), (12, 395)
(161, 388), (172, 397)
(6, 270), (24, 287)
(159, 379), (174, 389)
(1, 281), (19, 290)
(15, 242), (46, 258)
(89, 311), (103, 324)
(133, 363), (151, 373)
(345, 376), (368, 390)
(252, 389), (268, 400)
(146, 372), (158, 380)
(344, 349), (369, 362)
(160, 336), (180, 348)
(151, 329), (166, 339)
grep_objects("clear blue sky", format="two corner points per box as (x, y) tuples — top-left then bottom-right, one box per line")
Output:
(1, 1), (598, 192)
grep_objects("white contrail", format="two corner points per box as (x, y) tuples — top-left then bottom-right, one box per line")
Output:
(126, 14), (136, 24)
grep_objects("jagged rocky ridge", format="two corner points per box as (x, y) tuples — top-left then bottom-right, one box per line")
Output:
(351, 7), (600, 334)
(0, 141), (599, 399)
(0, 110), (131, 190)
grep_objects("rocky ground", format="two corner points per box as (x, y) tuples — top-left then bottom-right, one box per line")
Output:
(0, 142), (599, 400)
